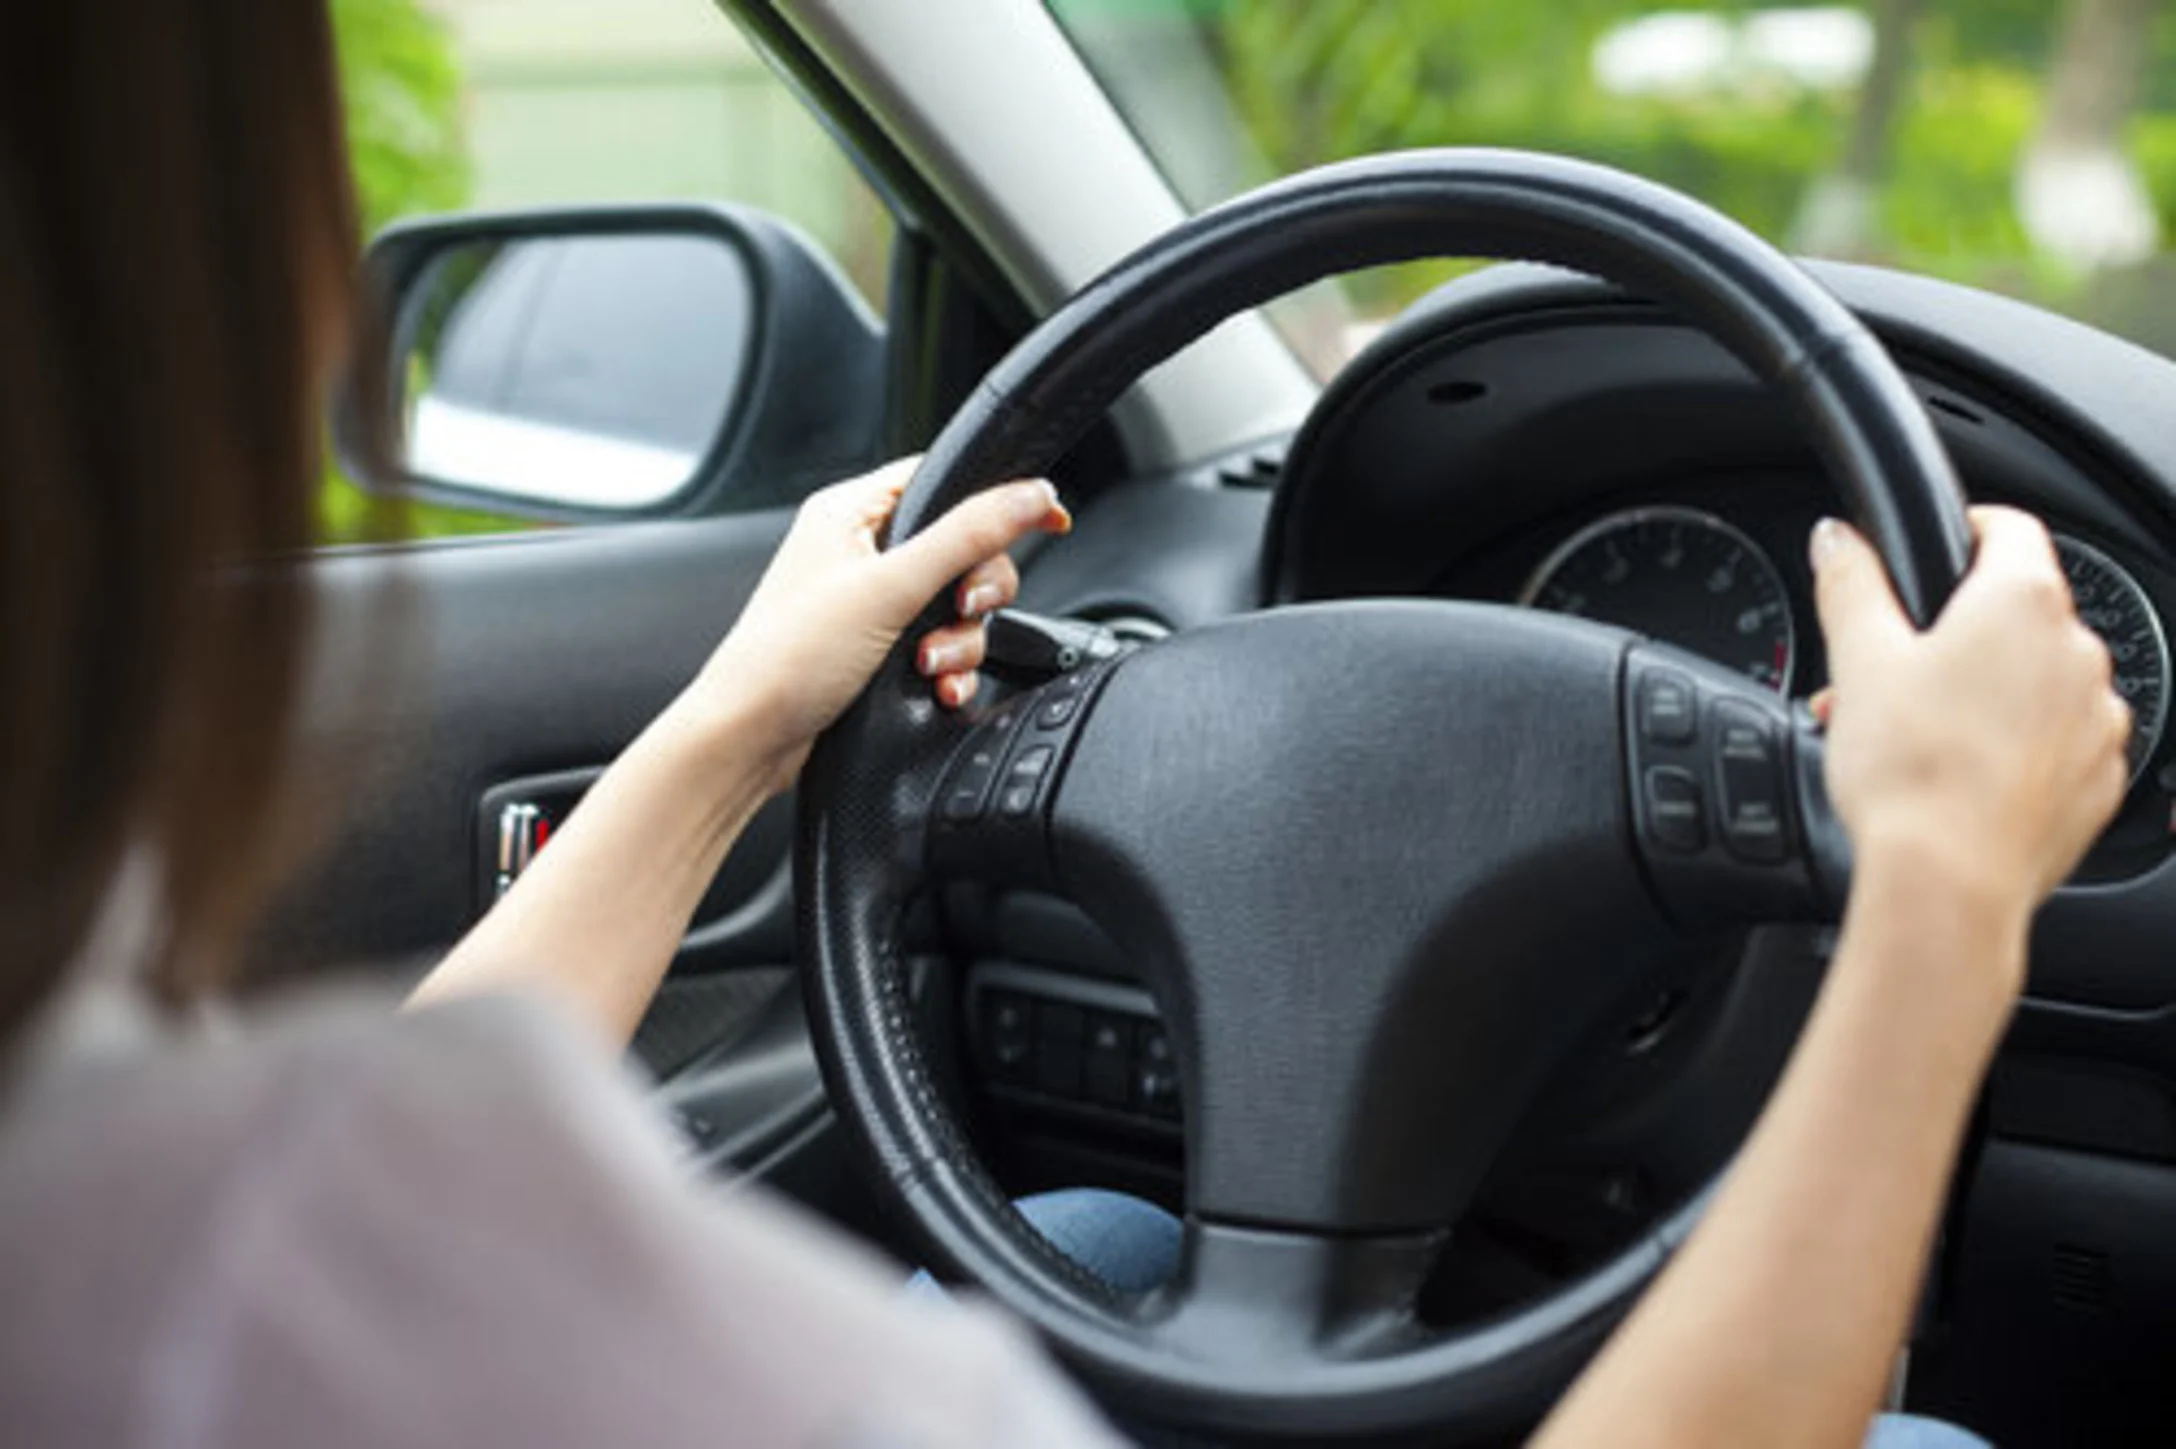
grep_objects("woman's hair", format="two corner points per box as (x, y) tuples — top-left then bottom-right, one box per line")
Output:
(0, 4), (366, 1039)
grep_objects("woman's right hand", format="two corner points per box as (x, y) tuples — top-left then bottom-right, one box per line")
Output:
(1811, 506), (2131, 932)
(1536, 507), (2126, 1449)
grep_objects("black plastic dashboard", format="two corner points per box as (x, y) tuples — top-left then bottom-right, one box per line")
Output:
(1266, 259), (2176, 1010)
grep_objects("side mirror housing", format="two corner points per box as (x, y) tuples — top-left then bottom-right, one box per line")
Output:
(336, 203), (885, 521)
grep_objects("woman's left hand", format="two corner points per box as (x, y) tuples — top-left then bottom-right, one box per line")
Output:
(689, 457), (1071, 793)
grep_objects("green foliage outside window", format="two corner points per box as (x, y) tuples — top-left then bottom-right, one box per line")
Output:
(1062, 0), (2176, 363)
(1205, 3), (2091, 308)
(326, 0), (530, 544)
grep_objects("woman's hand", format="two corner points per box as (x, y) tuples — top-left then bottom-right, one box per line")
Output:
(1811, 506), (2130, 938)
(1538, 508), (2129, 1449)
(415, 459), (1067, 1043)
(689, 458), (1072, 792)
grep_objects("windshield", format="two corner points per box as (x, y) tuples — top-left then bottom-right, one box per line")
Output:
(1048, 1), (2176, 377)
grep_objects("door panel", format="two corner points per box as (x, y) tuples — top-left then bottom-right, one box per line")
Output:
(243, 510), (882, 1206)
(249, 511), (797, 1010)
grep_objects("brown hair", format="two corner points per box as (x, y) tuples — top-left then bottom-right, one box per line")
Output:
(0, 4), (367, 1036)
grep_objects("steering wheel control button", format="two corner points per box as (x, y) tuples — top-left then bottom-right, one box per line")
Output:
(1084, 1013), (1132, 1107)
(929, 657), (1126, 888)
(1713, 701), (1790, 864)
(996, 744), (1059, 819)
(982, 993), (1034, 1083)
(1035, 681), (1086, 731)
(1638, 669), (1698, 746)
(1644, 767), (1706, 852)
(965, 965), (1179, 1131)
(1136, 1024), (1180, 1119)
(1136, 1064), (1180, 1118)
(940, 737), (1007, 824)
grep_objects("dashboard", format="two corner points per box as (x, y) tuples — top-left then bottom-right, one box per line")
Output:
(1267, 261), (2176, 894)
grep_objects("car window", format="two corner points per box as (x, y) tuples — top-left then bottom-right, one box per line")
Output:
(326, 0), (891, 543)
(1049, 0), (2176, 379)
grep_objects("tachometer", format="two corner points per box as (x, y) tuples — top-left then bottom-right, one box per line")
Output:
(2055, 534), (2169, 782)
(1520, 507), (1796, 692)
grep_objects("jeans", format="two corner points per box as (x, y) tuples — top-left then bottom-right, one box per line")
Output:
(977, 1189), (1993, 1449)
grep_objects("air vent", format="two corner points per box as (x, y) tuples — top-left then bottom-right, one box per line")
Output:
(1209, 443), (1285, 490)
(2051, 1243), (2111, 1313)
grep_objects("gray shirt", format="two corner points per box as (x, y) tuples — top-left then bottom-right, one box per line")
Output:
(0, 980), (1125, 1449)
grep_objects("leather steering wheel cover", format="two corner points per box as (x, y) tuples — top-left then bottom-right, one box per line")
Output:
(798, 149), (1973, 1438)
(892, 148), (1971, 626)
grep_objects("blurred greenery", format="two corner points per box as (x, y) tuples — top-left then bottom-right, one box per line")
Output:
(334, 0), (470, 236)
(1061, 0), (2176, 363)
(327, 0), (531, 544)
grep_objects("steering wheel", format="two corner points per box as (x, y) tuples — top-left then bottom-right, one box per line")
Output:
(797, 150), (1974, 1442)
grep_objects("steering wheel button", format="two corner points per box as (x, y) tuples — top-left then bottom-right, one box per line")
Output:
(1135, 1064), (1181, 1119)
(982, 993), (1035, 1082)
(1036, 691), (1083, 730)
(1638, 670), (1698, 746)
(938, 735), (1008, 824)
(1725, 799), (1786, 860)
(1643, 766), (1706, 852)
(1718, 721), (1766, 762)
(1009, 745), (1055, 782)
(999, 782), (1040, 817)
(988, 994), (1029, 1037)
(1084, 1013), (1132, 1107)
(1713, 701), (1790, 864)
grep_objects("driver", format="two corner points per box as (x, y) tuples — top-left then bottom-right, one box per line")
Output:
(0, 4), (2128, 1448)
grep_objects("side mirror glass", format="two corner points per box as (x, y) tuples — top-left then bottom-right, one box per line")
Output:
(339, 206), (885, 521)
(398, 233), (754, 511)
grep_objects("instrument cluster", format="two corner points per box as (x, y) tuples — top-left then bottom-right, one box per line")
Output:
(1512, 495), (2171, 785)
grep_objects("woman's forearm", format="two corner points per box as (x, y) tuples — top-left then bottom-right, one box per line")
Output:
(407, 693), (784, 1047)
(1533, 840), (2025, 1449)
(402, 469), (1066, 1048)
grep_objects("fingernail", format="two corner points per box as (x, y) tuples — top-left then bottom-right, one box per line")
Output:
(1809, 518), (1843, 570)
(941, 672), (979, 709)
(1010, 481), (1058, 524)
(920, 641), (966, 677)
(1046, 500), (1074, 535)
(962, 583), (1003, 619)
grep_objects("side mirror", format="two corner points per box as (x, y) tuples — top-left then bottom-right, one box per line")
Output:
(337, 204), (885, 521)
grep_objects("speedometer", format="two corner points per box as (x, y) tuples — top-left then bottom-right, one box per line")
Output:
(2055, 534), (2169, 782)
(1520, 507), (1796, 692)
